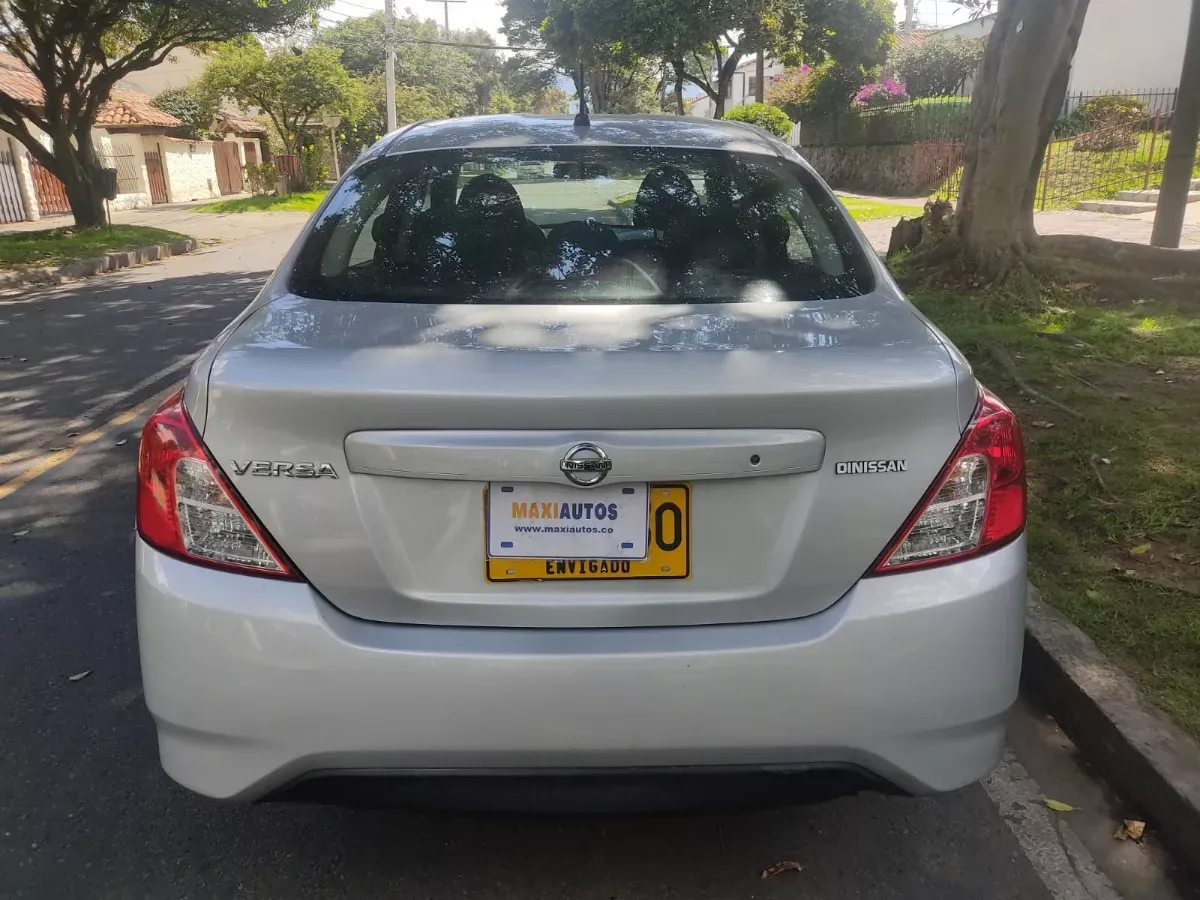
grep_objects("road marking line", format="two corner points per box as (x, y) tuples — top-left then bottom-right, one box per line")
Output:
(984, 748), (1121, 900)
(0, 390), (169, 503)
(63, 352), (198, 432)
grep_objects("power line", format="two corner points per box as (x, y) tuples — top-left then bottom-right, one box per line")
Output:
(335, 0), (382, 10)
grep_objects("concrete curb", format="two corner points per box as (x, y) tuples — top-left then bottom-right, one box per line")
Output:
(0, 238), (197, 291)
(1023, 587), (1200, 875)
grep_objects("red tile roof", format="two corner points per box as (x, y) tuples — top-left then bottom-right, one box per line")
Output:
(95, 90), (179, 128)
(0, 53), (179, 128)
(217, 109), (267, 135)
(893, 28), (939, 54)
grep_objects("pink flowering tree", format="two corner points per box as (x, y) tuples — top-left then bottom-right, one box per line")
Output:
(853, 80), (909, 108)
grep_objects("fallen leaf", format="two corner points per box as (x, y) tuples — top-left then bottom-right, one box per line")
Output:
(1031, 421), (1055, 429)
(67, 670), (91, 682)
(761, 861), (804, 879)
(1044, 798), (1077, 812)
(1085, 590), (1101, 600)
(1100, 458), (1111, 465)
(1155, 369), (1166, 375)
(1114, 819), (1145, 842)
(115, 438), (128, 446)
(66, 431), (79, 437)
(12, 530), (29, 537)
(1130, 543), (1152, 556)
(1170, 553), (1185, 562)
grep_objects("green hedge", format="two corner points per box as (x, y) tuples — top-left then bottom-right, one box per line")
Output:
(723, 102), (793, 138)
(805, 96), (972, 147)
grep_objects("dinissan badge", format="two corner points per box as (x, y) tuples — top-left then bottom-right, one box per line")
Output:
(835, 459), (908, 475)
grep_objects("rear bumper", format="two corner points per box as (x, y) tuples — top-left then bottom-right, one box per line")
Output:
(136, 537), (1026, 803)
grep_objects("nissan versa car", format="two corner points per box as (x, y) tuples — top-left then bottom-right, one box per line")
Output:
(135, 115), (1027, 807)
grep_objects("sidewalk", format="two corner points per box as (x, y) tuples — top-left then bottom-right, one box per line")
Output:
(0, 197), (312, 244)
(858, 203), (1200, 253)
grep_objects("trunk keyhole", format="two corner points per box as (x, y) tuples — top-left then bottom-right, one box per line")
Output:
(750, 455), (761, 466)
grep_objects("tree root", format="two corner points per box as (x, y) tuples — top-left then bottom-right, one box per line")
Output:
(987, 342), (1086, 419)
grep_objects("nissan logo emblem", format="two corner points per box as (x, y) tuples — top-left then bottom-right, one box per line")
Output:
(559, 443), (612, 487)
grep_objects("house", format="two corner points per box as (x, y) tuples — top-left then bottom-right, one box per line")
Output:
(688, 56), (788, 118)
(216, 110), (267, 169)
(0, 53), (251, 223)
(939, 0), (1192, 95)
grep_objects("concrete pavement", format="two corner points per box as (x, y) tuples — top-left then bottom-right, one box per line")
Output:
(0, 228), (1191, 900)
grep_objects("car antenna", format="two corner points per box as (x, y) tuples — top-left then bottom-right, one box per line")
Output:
(574, 59), (590, 127)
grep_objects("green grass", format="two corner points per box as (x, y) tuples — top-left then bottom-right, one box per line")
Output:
(837, 195), (925, 222)
(938, 131), (1200, 210)
(0, 225), (190, 271)
(193, 191), (328, 214)
(912, 291), (1200, 738)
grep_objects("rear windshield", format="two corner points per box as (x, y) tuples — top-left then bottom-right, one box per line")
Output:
(291, 146), (873, 304)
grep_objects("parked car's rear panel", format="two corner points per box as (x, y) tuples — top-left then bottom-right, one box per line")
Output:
(137, 123), (1026, 803)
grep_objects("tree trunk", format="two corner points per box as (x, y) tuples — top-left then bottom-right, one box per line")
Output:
(1018, 0), (1091, 243)
(1152, 0), (1200, 248)
(953, 0), (1091, 280)
(672, 60), (685, 115)
(53, 127), (106, 228)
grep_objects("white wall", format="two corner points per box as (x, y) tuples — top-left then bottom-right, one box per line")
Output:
(688, 57), (786, 118)
(222, 133), (262, 167)
(105, 132), (152, 211)
(1070, 0), (1191, 92)
(161, 139), (220, 202)
(939, 15), (995, 41)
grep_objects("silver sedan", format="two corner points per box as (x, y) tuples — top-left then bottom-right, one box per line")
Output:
(135, 114), (1027, 807)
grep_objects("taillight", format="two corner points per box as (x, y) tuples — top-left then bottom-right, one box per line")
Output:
(871, 386), (1025, 574)
(136, 391), (299, 579)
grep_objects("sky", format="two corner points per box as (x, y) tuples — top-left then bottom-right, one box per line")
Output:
(321, 0), (978, 43)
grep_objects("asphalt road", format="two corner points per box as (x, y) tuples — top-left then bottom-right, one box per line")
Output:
(0, 228), (1169, 900)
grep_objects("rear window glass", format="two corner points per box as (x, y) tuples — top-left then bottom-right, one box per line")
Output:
(291, 146), (873, 304)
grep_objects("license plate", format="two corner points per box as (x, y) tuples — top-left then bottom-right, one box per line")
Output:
(485, 483), (690, 582)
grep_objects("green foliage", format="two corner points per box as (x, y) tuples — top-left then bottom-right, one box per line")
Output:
(244, 161), (278, 195)
(723, 102), (792, 138)
(909, 289), (1200, 739)
(766, 65), (812, 121)
(894, 36), (986, 99)
(1071, 95), (1150, 151)
(504, 0), (893, 118)
(202, 40), (363, 165)
(805, 95), (972, 146)
(151, 84), (218, 140)
(801, 60), (872, 117)
(194, 191), (328, 214)
(300, 146), (330, 189)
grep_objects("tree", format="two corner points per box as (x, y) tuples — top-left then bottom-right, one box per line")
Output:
(202, 40), (362, 187)
(894, 36), (986, 99)
(0, 0), (324, 227)
(513, 0), (894, 119)
(941, 0), (1090, 278)
(151, 83), (219, 140)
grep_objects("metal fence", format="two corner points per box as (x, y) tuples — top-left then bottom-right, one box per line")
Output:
(801, 84), (1192, 210)
(940, 88), (1183, 209)
(97, 151), (142, 195)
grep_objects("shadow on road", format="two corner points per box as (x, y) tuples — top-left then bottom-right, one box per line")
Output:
(0, 268), (271, 473)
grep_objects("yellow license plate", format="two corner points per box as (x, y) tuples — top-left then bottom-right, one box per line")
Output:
(485, 483), (690, 582)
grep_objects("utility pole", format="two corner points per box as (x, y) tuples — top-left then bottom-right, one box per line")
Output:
(384, 0), (397, 132)
(755, 50), (764, 103)
(426, 0), (466, 34)
(904, 0), (915, 29)
(1152, 0), (1200, 248)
